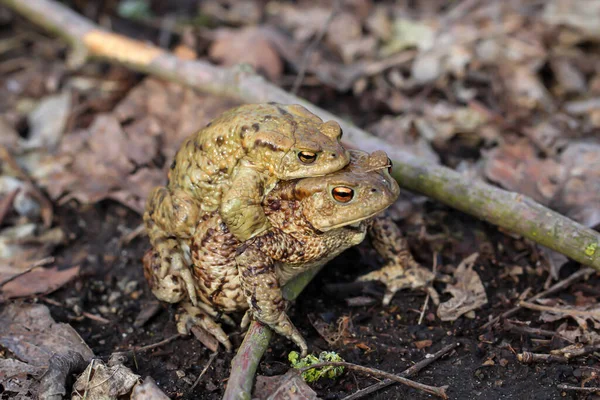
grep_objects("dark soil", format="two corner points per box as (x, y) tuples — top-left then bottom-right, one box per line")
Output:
(43, 199), (597, 399)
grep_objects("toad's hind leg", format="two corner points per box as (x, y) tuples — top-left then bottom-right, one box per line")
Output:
(142, 247), (198, 306)
(358, 214), (437, 306)
(144, 187), (201, 305)
(176, 302), (233, 352)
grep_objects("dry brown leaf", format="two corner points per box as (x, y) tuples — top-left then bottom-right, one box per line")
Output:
(0, 265), (79, 300)
(536, 298), (600, 330)
(483, 139), (565, 204)
(0, 303), (94, 367)
(24, 90), (71, 151)
(0, 358), (43, 399)
(72, 360), (141, 400)
(367, 116), (440, 163)
(272, 4), (332, 42)
(131, 377), (170, 400)
(254, 370), (319, 400)
(209, 27), (282, 81)
(437, 253), (488, 321)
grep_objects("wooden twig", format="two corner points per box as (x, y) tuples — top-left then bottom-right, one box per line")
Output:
(518, 301), (600, 319)
(190, 351), (218, 392)
(518, 352), (569, 364)
(111, 333), (184, 357)
(223, 322), (272, 400)
(299, 361), (448, 399)
(557, 384), (600, 393)
(481, 268), (595, 330)
(343, 342), (460, 400)
(3, 0), (600, 272)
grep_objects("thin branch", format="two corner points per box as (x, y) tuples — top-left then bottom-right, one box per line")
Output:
(298, 361), (448, 399)
(223, 321), (272, 400)
(518, 301), (600, 319)
(481, 268), (595, 329)
(343, 342), (460, 400)
(3, 0), (600, 272)
(111, 333), (184, 357)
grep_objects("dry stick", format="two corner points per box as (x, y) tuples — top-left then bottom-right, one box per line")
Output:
(3, 0), (600, 273)
(190, 351), (218, 392)
(557, 385), (600, 393)
(299, 361), (448, 399)
(343, 342), (460, 400)
(518, 301), (600, 319)
(481, 268), (595, 330)
(112, 333), (184, 357)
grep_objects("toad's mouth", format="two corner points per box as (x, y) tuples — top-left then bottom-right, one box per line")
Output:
(317, 207), (388, 232)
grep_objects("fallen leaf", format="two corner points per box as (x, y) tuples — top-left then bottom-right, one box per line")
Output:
(543, 0), (600, 43)
(0, 358), (43, 399)
(72, 360), (141, 399)
(0, 303), (94, 367)
(414, 339), (432, 349)
(209, 27), (283, 81)
(0, 265), (79, 300)
(254, 370), (319, 400)
(367, 116), (440, 163)
(437, 253), (488, 321)
(131, 377), (170, 400)
(24, 90), (71, 151)
(483, 139), (565, 204)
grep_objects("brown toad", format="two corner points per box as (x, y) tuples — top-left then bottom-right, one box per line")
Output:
(144, 150), (433, 356)
(144, 103), (349, 306)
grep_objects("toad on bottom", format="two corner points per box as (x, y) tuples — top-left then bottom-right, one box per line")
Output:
(144, 150), (434, 356)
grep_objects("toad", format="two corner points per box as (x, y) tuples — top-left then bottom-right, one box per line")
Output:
(144, 103), (349, 306)
(144, 150), (433, 355)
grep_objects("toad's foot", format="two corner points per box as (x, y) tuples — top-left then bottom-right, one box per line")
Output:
(243, 309), (308, 357)
(176, 302), (233, 352)
(358, 262), (437, 306)
(142, 248), (198, 306)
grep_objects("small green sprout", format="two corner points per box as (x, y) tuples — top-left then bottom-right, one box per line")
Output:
(288, 351), (345, 382)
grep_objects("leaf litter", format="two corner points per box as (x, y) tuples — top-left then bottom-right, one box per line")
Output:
(1, 0), (600, 398)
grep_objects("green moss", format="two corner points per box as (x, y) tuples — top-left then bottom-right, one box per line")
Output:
(289, 351), (345, 382)
(585, 243), (598, 257)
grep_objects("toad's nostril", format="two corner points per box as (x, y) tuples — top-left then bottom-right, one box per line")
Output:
(371, 188), (377, 193)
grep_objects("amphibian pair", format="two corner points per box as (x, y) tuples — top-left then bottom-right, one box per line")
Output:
(143, 103), (432, 355)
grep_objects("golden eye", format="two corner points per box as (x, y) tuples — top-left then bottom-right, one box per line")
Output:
(387, 157), (393, 174)
(298, 151), (317, 164)
(332, 186), (354, 203)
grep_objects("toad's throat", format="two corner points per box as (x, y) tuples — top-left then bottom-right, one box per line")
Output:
(315, 208), (388, 232)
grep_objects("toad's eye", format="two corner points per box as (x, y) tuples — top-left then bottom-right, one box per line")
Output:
(339, 128), (343, 140)
(332, 186), (354, 203)
(387, 157), (393, 174)
(298, 151), (317, 164)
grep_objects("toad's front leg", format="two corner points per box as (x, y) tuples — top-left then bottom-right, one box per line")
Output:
(235, 245), (307, 356)
(220, 166), (272, 242)
(358, 213), (437, 306)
